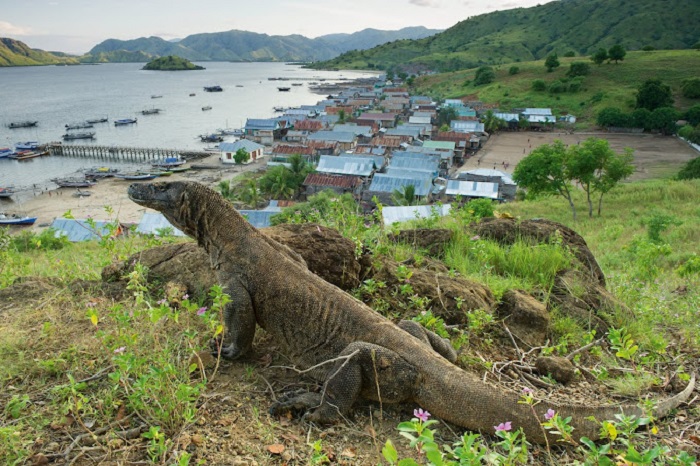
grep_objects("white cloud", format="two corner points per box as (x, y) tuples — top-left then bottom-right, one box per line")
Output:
(0, 21), (33, 36)
(410, 0), (440, 7)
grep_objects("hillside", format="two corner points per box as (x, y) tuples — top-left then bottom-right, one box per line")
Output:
(414, 50), (700, 125)
(82, 26), (442, 63)
(314, 0), (700, 71)
(0, 38), (79, 66)
(141, 55), (204, 71)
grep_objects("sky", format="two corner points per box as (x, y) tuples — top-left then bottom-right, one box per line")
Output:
(1, 0), (555, 55)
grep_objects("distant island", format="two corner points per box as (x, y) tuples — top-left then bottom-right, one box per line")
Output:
(142, 55), (204, 71)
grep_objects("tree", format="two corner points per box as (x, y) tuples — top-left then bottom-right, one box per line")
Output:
(239, 176), (262, 208)
(545, 53), (560, 72)
(337, 109), (347, 124)
(436, 106), (458, 127)
(567, 62), (590, 78)
(474, 66), (495, 85)
(233, 148), (250, 164)
(508, 66), (520, 75)
(512, 140), (578, 219)
(218, 180), (235, 200)
(648, 107), (679, 135)
(482, 110), (504, 133)
(258, 165), (296, 200)
(685, 105), (700, 126)
(532, 79), (547, 91)
(636, 79), (674, 111)
(681, 78), (700, 98)
(391, 184), (418, 206)
(591, 48), (608, 65)
(288, 153), (315, 186)
(676, 156), (700, 180)
(631, 108), (651, 130)
(596, 107), (631, 128)
(608, 44), (626, 64)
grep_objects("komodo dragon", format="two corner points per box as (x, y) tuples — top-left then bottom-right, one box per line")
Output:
(128, 181), (695, 444)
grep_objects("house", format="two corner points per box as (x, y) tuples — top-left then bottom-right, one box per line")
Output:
(356, 112), (398, 128)
(385, 126), (422, 140)
(494, 113), (521, 130)
(444, 99), (465, 107)
(521, 108), (556, 128)
(303, 173), (364, 197)
(220, 140), (265, 164)
(388, 153), (441, 177)
(382, 204), (451, 226)
(363, 173), (436, 205)
(433, 131), (480, 158)
(443, 180), (500, 201)
(239, 201), (284, 229)
(332, 124), (375, 141)
(294, 120), (326, 132)
(50, 218), (129, 242)
(307, 131), (357, 152)
(409, 115), (432, 126)
(316, 155), (376, 178)
(457, 168), (517, 201)
(421, 140), (457, 169)
(244, 118), (283, 145)
(450, 120), (485, 134)
(134, 213), (185, 237)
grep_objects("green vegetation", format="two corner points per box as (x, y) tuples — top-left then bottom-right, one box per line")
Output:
(0, 38), (78, 67)
(313, 0), (700, 71)
(141, 55), (204, 71)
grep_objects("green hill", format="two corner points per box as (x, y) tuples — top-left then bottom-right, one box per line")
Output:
(0, 38), (79, 66)
(414, 50), (700, 125)
(142, 55), (204, 71)
(313, 0), (700, 72)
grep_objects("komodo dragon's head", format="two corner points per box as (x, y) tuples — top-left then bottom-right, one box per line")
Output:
(128, 181), (207, 238)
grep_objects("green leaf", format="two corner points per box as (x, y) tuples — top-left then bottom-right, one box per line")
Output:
(381, 440), (398, 464)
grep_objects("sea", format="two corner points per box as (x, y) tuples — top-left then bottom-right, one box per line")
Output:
(0, 62), (376, 197)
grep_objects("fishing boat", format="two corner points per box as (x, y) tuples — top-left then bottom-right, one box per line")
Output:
(202, 106), (212, 111)
(0, 214), (37, 225)
(114, 118), (138, 126)
(8, 121), (38, 129)
(62, 132), (96, 140)
(151, 169), (173, 177)
(169, 166), (191, 173)
(277, 87), (291, 92)
(72, 189), (92, 198)
(292, 83), (303, 86)
(84, 167), (119, 179)
(52, 177), (96, 188)
(199, 134), (223, 143)
(203, 85), (223, 92)
(152, 156), (186, 168)
(0, 187), (15, 198)
(151, 95), (163, 99)
(9, 149), (49, 160)
(65, 122), (94, 130)
(86, 117), (109, 124)
(217, 128), (244, 136)
(141, 108), (162, 115)
(15, 141), (40, 151)
(114, 173), (158, 181)
(0, 147), (15, 159)
(189, 93), (196, 97)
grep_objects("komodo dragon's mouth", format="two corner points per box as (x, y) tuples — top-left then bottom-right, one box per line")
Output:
(127, 183), (170, 208)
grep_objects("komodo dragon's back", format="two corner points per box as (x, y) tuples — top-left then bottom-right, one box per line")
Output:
(127, 181), (695, 444)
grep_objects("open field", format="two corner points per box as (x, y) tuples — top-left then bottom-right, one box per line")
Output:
(459, 131), (699, 180)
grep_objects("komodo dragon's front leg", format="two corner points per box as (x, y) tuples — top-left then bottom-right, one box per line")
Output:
(270, 342), (419, 423)
(211, 279), (256, 360)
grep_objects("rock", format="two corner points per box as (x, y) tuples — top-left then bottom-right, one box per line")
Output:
(535, 356), (577, 385)
(29, 454), (49, 465)
(388, 228), (454, 257)
(190, 350), (217, 373)
(495, 290), (550, 347)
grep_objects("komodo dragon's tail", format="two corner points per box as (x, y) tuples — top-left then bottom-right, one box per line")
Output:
(417, 365), (695, 444)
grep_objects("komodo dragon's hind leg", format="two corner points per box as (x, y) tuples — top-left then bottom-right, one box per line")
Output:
(269, 342), (418, 424)
(398, 320), (457, 363)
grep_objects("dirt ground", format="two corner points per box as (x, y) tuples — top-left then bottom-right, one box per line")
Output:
(459, 131), (699, 180)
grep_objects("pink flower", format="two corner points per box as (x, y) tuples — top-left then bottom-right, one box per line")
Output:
(494, 421), (512, 432)
(413, 408), (431, 422)
(182, 294), (189, 300)
(196, 307), (207, 316)
(157, 298), (167, 305)
(86, 301), (97, 308)
(521, 387), (533, 394)
(545, 409), (556, 420)
(113, 346), (126, 354)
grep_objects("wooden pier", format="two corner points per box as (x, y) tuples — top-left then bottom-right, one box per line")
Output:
(48, 143), (210, 162)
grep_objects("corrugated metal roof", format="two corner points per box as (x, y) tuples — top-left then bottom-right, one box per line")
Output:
(462, 168), (517, 186)
(382, 204), (452, 226)
(451, 121), (485, 133)
(50, 218), (117, 242)
(423, 140), (456, 151)
(245, 118), (279, 130)
(385, 127), (421, 138)
(386, 168), (435, 179)
(135, 212), (186, 237)
(332, 124), (374, 137)
(388, 156), (440, 173)
(445, 180), (500, 198)
(219, 139), (265, 153)
(316, 155), (375, 176)
(408, 116), (432, 125)
(368, 173), (433, 196)
(494, 113), (520, 122)
(523, 108), (553, 116)
(392, 150), (441, 158)
(303, 173), (362, 189)
(527, 115), (556, 123)
(308, 131), (356, 143)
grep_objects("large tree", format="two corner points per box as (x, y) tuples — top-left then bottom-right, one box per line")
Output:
(545, 53), (560, 72)
(591, 48), (608, 65)
(636, 79), (674, 111)
(608, 44), (626, 63)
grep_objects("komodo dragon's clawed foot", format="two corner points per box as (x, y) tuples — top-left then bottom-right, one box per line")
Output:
(269, 391), (323, 419)
(209, 336), (245, 360)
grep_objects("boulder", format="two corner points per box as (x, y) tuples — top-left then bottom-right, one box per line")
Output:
(535, 356), (577, 385)
(388, 228), (454, 257)
(495, 289), (550, 347)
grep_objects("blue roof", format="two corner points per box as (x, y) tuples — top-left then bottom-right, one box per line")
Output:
(245, 118), (279, 130)
(382, 204), (452, 226)
(238, 203), (283, 229)
(317, 155), (375, 176)
(388, 156), (440, 174)
(308, 131), (356, 144)
(135, 212), (186, 237)
(368, 173), (434, 196)
(219, 139), (265, 153)
(50, 218), (116, 242)
(386, 168), (435, 179)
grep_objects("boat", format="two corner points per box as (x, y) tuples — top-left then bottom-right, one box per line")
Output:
(151, 95), (163, 99)
(0, 147), (15, 159)
(65, 122), (94, 130)
(141, 108), (162, 115)
(0, 214), (37, 226)
(235, 85), (244, 88)
(203, 146), (220, 153)
(62, 132), (96, 140)
(273, 106), (287, 112)
(8, 121), (38, 129)
(151, 170), (173, 177)
(152, 156), (186, 168)
(203, 85), (223, 92)
(202, 106), (212, 111)
(189, 93), (196, 97)
(217, 128), (244, 136)
(114, 173), (158, 181)
(9, 149), (49, 160)
(86, 117), (108, 124)
(199, 134), (223, 143)
(114, 118), (137, 126)
(277, 87), (291, 92)
(15, 141), (40, 150)
(0, 187), (16, 198)
(72, 189), (92, 198)
(84, 167), (118, 179)
(292, 83), (303, 86)
(169, 166), (191, 173)
(52, 177), (96, 188)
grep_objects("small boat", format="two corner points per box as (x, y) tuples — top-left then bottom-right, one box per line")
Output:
(273, 106), (287, 112)
(152, 156), (186, 168)
(84, 167), (118, 179)
(235, 85), (244, 88)
(72, 189), (92, 198)
(8, 121), (38, 129)
(169, 166), (191, 173)
(114, 118), (138, 126)
(9, 149), (48, 160)
(203, 85), (223, 92)
(114, 173), (158, 181)
(151, 95), (163, 99)
(0, 187), (15, 198)
(15, 141), (40, 150)
(86, 117), (109, 124)
(65, 122), (94, 130)
(199, 134), (223, 143)
(0, 147), (15, 159)
(52, 177), (96, 188)
(62, 132), (96, 140)
(202, 106), (212, 111)
(189, 93), (196, 97)
(151, 170), (173, 177)
(217, 128), (244, 136)
(292, 83), (303, 86)
(203, 146), (220, 153)
(141, 108), (162, 115)
(0, 213), (37, 225)
(277, 87), (291, 92)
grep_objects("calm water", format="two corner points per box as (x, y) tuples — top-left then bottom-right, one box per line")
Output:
(0, 62), (375, 193)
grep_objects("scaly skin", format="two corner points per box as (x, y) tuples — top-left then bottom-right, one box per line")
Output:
(128, 181), (695, 443)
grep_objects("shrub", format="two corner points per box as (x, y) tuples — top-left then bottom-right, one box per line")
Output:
(508, 66), (519, 75)
(563, 50), (576, 57)
(11, 228), (70, 252)
(474, 66), (495, 86)
(532, 79), (546, 91)
(676, 156), (700, 180)
(567, 62), (590, 78)
(681, 78), (700, 98)
(549, 80), (567, 93)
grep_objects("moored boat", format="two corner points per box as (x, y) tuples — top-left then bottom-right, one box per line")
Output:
(8, 121), (38, 129)
(52, 177), (96, 188)
(15, 141), (40, 150)
(63, 132), (96, 140)
(0, 147), (15, 159)
(277, 87), (291, 92)
(217, 128), (244, 136)
(0, 214), (37, 225)
(84, 167), (119, 179)
(65, 122), (94, 130)
(199, 133), (223, 143)
(9, 149), (49, 160)
(114, 173), (158, 181)
(114, 118), (138, 126)
(202, 106), (212, 111)
(141, 108), (162, 115)
(0, 187), (16, 198)
(152, 156), (186, 168)
(86, 117), (109, 124)
(151, 95), (163, 99)
(203, 85), (223, 92)
(72, 189), (92, 198)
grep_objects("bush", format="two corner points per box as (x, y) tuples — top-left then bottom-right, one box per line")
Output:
(686, 105), (700, 126)
(567, 62), (590, 77)
(532, 79), (547, 91)
(508, 66), (519, 75)
(676, 156), (700, 180)
(681, 78), (700, 98)
(549, 80), (568, 94)
(474, 66), (495, 85)
(563, 50), (576, 57)
(11, 228), (70, 252)
(568, 77), (584, 93)
(597, 107), (632, 127)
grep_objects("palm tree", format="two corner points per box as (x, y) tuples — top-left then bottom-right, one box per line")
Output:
(483, 110), (505, 134)
(391, 184), (418, 206)
(218, 180), (234, 200)
(239, 177), (261, 208)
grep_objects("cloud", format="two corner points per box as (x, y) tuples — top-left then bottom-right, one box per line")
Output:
(0, 21), (33, 36)
(410, 0), (440, 7)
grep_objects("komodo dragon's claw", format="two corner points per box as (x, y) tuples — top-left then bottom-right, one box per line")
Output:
(269, 392), (322, 419)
